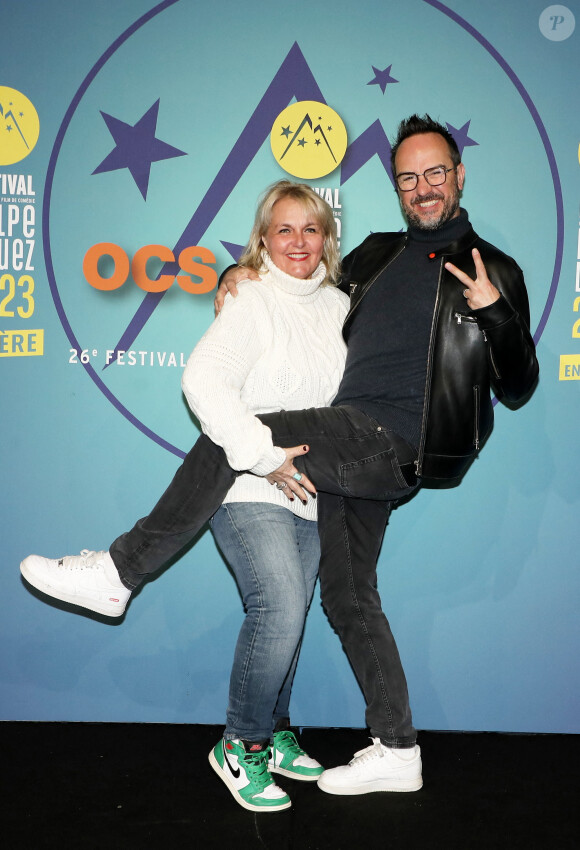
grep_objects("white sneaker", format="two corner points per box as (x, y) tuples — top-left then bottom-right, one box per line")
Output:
(20, 550), (131, 617)
(317, 738), (422, 795)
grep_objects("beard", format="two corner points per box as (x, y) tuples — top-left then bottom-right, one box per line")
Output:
(402, 183), (461, 231)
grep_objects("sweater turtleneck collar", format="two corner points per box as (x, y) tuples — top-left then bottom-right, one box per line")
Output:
(407, 207), (470, 249)
(261, 250), (327, 299)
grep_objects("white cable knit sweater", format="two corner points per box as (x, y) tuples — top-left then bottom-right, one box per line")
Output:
(182, 254), (349, 520)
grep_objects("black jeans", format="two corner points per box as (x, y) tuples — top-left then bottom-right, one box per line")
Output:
(318, 493), (416, 746)
(110, 405), (418, 746)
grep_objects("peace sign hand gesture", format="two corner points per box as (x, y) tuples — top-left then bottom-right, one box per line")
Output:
(445, 248), (500, 311)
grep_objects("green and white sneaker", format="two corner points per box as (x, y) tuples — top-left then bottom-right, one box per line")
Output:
(268, 730), (324, 782)
(209, 738), (291, 813)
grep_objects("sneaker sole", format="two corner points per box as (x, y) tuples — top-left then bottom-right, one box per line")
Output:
(269, 764), (323, 782)
(317, 775), (423, 795)
(20, 561), (126, 618)
(208, 749), (292, 813)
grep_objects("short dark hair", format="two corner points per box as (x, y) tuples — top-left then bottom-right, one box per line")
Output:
(390, 114), (461, 174)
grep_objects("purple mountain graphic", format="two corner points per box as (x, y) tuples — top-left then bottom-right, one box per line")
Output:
(105, 42), (394, 366)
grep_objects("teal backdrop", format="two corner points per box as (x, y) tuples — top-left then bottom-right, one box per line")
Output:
(2, 0), (579, 733)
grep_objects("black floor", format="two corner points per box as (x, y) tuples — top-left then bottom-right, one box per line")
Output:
(2, 723), (577, 849)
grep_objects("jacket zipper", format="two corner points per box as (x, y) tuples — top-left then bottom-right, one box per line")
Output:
(415, 258), (444, 476)
(454, 312), (477, 325)
(455, 303), (484, 448)
(343, 239), (407, 328)
(473, 385), (480, 450)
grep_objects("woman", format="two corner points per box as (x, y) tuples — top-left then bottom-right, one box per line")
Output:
(189, 181), (348, 812)
(22, 181), (349, 813)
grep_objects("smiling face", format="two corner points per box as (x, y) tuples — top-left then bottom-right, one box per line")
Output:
(262, 197), (325, 279)
(395, 132), (465, 230)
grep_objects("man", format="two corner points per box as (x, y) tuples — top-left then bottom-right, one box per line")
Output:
(21, 115), (538, 795)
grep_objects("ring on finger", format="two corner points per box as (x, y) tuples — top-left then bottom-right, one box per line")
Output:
(292, 472), (303, 482)
(463, 289), (469, 298)
(276, 482), (288, 489)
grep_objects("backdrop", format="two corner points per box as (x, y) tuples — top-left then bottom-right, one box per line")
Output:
(2, 0), (578, 734)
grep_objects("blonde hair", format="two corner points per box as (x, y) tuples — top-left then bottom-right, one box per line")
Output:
(238, 180), (340, 285)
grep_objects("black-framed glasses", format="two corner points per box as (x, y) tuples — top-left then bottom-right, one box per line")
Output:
(395, 165), (456, 192)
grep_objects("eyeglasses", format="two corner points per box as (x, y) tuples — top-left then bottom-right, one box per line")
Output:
(395, 165), (456, 192)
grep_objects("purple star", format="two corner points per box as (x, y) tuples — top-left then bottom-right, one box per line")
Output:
(93, 100), (186, 200)
(446, 120), (479, 157)
(367, 64), (399, 94)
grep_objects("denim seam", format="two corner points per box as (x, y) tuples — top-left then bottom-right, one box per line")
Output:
(221, 505), (263, 737)
(118, 480), (215, 583)
(338, 497), (395, 742)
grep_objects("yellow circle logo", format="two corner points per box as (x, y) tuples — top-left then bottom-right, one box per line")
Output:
(0, 86), (40, 166)
(270, 101), (347, 179)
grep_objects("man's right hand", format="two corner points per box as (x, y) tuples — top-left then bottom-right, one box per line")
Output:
(214, 266), (260, 315)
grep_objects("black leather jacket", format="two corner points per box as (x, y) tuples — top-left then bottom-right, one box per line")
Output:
(339, 223), (539, 481)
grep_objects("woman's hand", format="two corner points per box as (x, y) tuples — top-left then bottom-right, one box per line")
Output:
(445, 248), (500, 311)
(214, 266), (260, 315)
(265, 445), (316, 503)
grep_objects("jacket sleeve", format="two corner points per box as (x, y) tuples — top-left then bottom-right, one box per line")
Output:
(471, 256), (539, 403)
(337, 244), (358, 295)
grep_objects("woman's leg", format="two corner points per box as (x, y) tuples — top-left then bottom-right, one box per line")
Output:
(210, 502), (317, 742)
(272, 514), (320, 728)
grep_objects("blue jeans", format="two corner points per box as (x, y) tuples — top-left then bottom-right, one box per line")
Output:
(210, 503), (320, 742)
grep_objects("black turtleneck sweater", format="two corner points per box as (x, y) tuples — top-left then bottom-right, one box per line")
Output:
(332, 209), (471, 449)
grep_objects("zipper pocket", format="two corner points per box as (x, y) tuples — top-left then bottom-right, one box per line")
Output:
(454, 313), (501, 379)
(454, 312), (478, 325)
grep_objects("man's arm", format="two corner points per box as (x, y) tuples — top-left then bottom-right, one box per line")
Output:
(446, 248), (539, 403)
(214, 264), (260, 315)
(336, 244), (359, 295)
